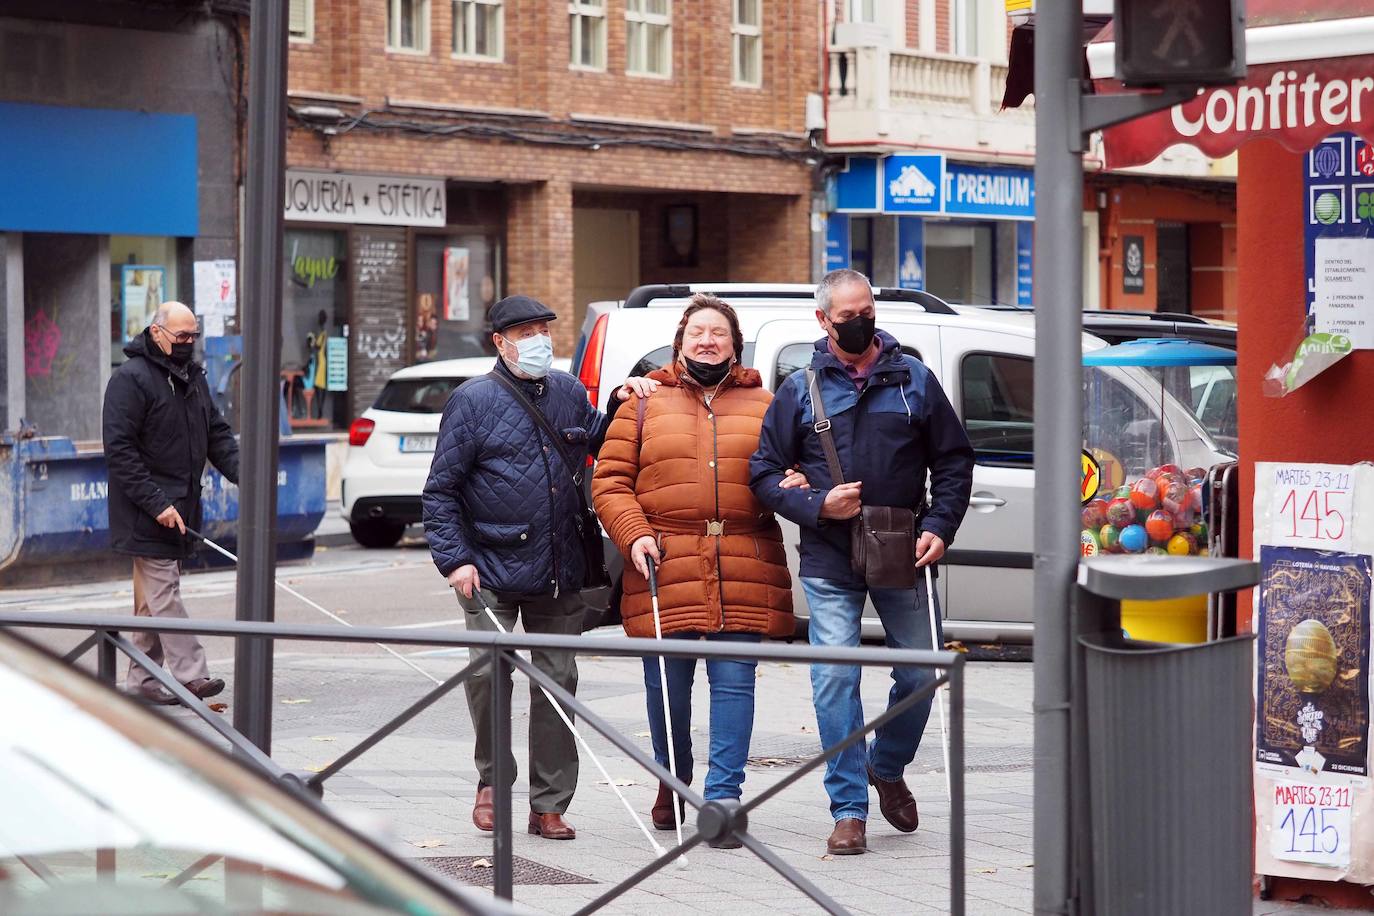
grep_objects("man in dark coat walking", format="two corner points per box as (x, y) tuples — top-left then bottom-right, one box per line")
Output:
(103, 301), (239, 705)
(423, 294), (655, 841)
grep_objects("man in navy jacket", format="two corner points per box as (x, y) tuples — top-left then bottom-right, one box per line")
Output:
(424, 294), (654, 841)
(750, 269), (973, 855)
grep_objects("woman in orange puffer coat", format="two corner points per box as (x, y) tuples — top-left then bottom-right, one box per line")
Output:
(592, 294), (798, 846)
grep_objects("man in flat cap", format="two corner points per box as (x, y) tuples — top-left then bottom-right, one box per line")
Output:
(423, 294), (656, 840)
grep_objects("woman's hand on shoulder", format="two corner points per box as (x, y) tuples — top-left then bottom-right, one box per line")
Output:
(616, 377), (660, 401)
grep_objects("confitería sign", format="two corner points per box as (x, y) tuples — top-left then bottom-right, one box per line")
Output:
(284, 170), (446, 227)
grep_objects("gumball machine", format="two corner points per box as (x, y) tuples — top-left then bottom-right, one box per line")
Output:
(1078, 338), (1238, 642)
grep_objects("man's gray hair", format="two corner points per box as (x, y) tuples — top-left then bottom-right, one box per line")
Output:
(815, 268), (873, 315)
(150, 301), (191, 327)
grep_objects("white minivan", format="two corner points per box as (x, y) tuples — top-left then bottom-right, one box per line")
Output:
(572, 284), (1237, 643)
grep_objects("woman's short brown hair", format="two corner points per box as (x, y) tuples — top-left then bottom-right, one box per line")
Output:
(672, 293), (745, 362)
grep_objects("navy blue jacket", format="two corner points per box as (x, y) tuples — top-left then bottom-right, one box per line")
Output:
(423, 360), (610, 597)
(749, 331), (974, 585)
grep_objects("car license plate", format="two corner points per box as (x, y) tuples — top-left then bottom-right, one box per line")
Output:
(399, 435), (437, 453)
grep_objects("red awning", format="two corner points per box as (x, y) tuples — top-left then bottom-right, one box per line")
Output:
(1090, 1), (1374, 169)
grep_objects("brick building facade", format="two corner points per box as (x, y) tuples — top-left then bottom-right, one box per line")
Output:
(279, 0), (817, 422)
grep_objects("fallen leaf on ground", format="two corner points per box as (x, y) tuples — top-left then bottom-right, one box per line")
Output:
(141, 872), (173, 880)
(471, 858), (493, 868)
(410, 839), (446, 849)
(819, 854), (833, 861)
(946, 641), (969, 653)
(634, 731), (652, 738)
(310, 735), (337, 742)
(281, 698), (311, 705)
(304, 763), (333, 773)
(208, 702), (228, 713)
(975, 867), (997, 874)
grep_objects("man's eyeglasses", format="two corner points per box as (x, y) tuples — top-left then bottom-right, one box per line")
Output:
(157, 326), (201, 344)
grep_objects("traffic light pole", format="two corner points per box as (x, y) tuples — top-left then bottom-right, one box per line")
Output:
(234, 0), (289, 754)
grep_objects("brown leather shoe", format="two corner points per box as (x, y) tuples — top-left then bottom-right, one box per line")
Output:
(528, 811), (576, 840)
(651, 781), (688, 831)
(184, 677), (225, 699)
(472, 786), (494, 832)
(867, 765), (920, 833)
(826, 818), (867, 855)
(131, 685), (178, 706)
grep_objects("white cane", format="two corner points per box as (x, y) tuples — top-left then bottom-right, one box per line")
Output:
(471, 589), (667, 860)
(924, 563), (952, 803)
(645, 555), (688, 861)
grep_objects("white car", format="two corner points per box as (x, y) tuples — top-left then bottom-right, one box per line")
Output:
(340, 356), (570, 548)
(572, 284), (1237, 643)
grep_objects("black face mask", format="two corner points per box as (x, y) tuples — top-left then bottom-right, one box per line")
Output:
(830, 313), (876, 355)
(683, 355), (732, 387)
(168, 342), (195, 365)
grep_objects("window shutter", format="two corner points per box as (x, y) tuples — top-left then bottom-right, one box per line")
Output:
(289, 0), (309, 36)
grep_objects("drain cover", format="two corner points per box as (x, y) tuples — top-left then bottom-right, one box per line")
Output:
(418, 855), (595, 886)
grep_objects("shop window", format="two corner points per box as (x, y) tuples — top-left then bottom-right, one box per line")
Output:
(569, 0), (606, 70)
(453, 0), (501, 59)
(924, 221), (994, 305)
(413, 233), (501, 362)
(388, 0), (430, 53)
(282, 229), (348, 429)
(626, 0), (670, 77)
(849, 216), (874, 281)
(732, 0), (762, 86)
(961, 352), (1033, 467)
(110, 237), (178, 359)
(289, 0), (313, 41)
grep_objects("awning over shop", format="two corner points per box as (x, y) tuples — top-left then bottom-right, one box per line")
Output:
(1088, 1), (1374, 169)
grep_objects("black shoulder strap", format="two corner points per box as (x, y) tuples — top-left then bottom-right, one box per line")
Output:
(488, 370), (584, 487)
(806, 368), (846, 487)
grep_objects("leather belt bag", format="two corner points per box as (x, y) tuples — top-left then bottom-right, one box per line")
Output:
(806, 368), (918, 590)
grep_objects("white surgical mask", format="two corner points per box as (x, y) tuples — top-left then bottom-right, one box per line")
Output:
(502, 333), (554, 378)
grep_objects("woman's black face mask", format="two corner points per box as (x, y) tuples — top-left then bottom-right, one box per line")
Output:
(683, 354), (732, 387)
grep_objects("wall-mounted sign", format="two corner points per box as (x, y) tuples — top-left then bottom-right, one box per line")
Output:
(896, 217), (924, 290)
(193, 259), (237, 323)
(284, 169), (446, 227)
(1016, 221), (1034, 306)
(943, 163), (1035, 219)
(825, 214), (851, 272)
(1123, 235), (1146, 294)
(882, 155), (944, 214)
(837, 156), (1034, 220)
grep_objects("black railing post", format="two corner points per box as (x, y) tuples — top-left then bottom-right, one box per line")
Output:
(490, 647), (514, 901)
(97, 630), (117, 687)
(950, 661), (966, 916)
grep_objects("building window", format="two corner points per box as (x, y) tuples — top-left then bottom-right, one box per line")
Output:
(848, 0), (877, 23)
(626, 0), (671, 77)
(453, 0), (502, 59)
(732, 0), (761, 86)
(569, 0), (606, 70)
(953, 0), (979, 57)
(289, 0), (313, 41)
(387, 0), (430, 53)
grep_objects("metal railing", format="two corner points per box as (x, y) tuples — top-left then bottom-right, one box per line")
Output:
(0, 611), (967, 915)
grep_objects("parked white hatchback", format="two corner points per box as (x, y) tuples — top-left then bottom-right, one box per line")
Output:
(340, 356), (570, 548)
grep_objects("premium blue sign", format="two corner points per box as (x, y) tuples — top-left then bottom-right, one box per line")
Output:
(1016, 222), (1033, 306)
(835, 158), (880, 212)
(897, 218), (925, 290)
(944, 163), (1035, 219)
(825, 214), (851, 272)
(883, 155), (944, 213)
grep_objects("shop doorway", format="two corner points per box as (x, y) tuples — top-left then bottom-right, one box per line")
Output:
(1156, 221), (1190, 314)
(925, 221), (994, 305)
(573, 208), (639, 328)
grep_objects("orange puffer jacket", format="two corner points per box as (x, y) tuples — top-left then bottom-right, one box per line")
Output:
(592, 363), (794, 638)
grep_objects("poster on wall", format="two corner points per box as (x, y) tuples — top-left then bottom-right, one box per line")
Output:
(1257, 545), (1372, 779)
(325, 336), (348, 392)
(443, 247), (470, 322)
(121, 265), (165, 341)
(897, 217), (924, 290)
(1314, 236), (1374, 349)
(193, 259), (237, 320)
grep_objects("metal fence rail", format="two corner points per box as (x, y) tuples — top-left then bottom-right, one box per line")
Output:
(0, 611), (966, 915)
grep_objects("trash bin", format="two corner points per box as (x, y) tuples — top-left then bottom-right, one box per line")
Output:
(1076, 554), (1260, 916)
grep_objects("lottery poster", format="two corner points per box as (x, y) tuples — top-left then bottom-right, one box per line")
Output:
(1257, 545), (1372, 778)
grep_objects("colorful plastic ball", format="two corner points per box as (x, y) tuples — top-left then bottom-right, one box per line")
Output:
(1167, 532), (1198, 556)
(1129, 477), (1160, 510)
(1145, 510), (1175, 542)
(1082, 500), (1110, 530)
(1113, 485), (1133, 501)
(1190, 521), (1209, 543)
(1190, 484), (1205, 511)
(1106, 498), (1136, 528)
(1146, 546), (1169, 556)
(1161, 481), (1189, 515)
(1098, 524), (1121, 552)
(1119, 524), (1149, 554)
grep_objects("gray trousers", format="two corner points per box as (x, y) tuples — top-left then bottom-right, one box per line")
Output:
(459, 588), (583, 814)
(126, 556), (210, 690)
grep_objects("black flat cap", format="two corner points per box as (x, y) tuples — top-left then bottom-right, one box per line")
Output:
(489, 295), (558, 333)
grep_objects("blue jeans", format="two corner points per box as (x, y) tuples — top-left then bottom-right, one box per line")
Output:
(801, 576), (941, 822)
(643, 632), (761, 801)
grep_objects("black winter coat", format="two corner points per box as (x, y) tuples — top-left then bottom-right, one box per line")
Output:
(423, 359), (609, 598)
(102, 331), (240, 559)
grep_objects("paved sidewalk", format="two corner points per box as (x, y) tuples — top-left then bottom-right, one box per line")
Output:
(154, 642), (1339, 915)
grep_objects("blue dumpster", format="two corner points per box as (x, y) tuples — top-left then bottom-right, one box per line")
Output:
(0, 434), (327, 586)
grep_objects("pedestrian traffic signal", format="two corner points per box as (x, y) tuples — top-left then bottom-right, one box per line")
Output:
(1114, 0), (1245, 87)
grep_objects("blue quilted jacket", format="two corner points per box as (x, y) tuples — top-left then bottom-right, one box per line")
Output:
(423, 360), (610, 597)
